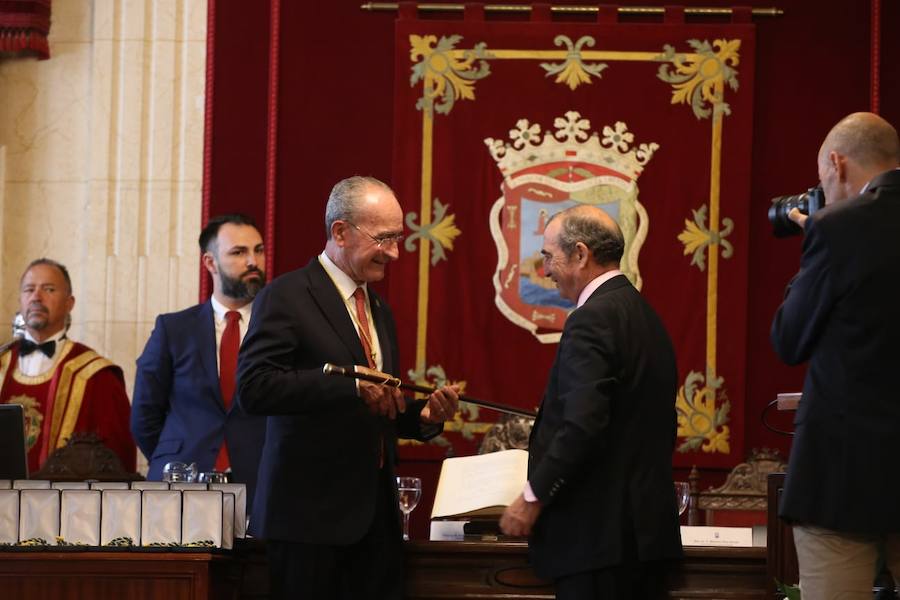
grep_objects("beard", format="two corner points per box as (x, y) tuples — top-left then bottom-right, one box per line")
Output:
(220, 265), (266, 301)
(24, 303), (49, 330)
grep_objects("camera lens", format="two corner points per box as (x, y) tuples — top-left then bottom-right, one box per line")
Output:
(768, 186), (824, 238)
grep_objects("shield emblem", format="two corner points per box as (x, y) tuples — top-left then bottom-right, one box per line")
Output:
(486, 112), (658, 342)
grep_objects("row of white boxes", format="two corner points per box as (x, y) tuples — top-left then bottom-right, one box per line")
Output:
(0, 480), (247, 549)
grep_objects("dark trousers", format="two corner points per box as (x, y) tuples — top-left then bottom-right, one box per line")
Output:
(267, 471), (403, 600)
(554, 561), (670, 600)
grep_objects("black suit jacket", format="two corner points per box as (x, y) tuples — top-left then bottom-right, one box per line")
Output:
(772, 168), (900, 533)
(527, 274), (682, 580)
(236, 257), (436, 545)
(132, 301), (266, 505)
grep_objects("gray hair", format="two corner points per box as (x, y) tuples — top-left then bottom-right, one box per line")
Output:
(21, 258), (73, 295)
(325, 176), (394, 239)
(550, 206), (624, 267)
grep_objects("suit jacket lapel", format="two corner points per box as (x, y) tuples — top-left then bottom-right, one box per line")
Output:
(198, 301), (226, 413)
(307, 259), (370, 367)
(370, 291), (393, 375)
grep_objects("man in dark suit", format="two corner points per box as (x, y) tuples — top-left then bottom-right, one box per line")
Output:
(771, 112), (900, 597)
(236, 176), (459, 600)
(500, 204), (682, 599)
(131, 214), (267, 504)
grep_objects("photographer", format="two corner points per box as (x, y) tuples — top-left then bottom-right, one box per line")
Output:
(771, 112), (900, 598)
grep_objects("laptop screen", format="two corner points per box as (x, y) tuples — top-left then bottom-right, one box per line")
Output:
(0, 404), (28, 479)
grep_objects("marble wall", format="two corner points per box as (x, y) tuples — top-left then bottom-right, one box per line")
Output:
(0, 0), (207, 456)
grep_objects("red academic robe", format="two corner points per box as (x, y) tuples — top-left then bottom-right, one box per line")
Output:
(0, 340), (136, 473)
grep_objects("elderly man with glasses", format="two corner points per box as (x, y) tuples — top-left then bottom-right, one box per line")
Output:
(237, 175), (460, 600)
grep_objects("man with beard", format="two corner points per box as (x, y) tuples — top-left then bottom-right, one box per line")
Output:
(1, 259), (135, 473)
(132, 214), (267, 503)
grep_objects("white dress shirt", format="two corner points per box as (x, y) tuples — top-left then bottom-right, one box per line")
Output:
(17, 329), (68, 377)
(318, 252), (384, 371)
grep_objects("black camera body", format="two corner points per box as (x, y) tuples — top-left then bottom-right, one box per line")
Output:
(768, 186), (825, 237)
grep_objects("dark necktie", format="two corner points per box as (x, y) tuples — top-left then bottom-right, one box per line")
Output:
(19, 339), (56, 358)
(214, 310), (241, 472)
(353, 288), (376, 368)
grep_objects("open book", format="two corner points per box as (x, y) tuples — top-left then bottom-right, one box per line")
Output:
(431, 449), (528, 519)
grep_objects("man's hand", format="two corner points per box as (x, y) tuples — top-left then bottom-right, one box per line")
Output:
(419, 385), (460, 424)
(359, 380), (406, 419)
(788, 207), (808, 228)
(499, 493), (542, 537)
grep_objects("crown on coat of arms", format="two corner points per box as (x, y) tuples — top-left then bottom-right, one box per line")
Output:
(484, 111), (658, 181)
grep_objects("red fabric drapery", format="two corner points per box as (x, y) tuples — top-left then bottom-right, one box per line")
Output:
(0, 0), (51, 59)
(391, 10), (756, 469)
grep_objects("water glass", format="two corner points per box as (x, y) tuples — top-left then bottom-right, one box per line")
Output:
(675, 481), (691, 517)
(396, 476), (422, 541)
(161, 461), (197, 483)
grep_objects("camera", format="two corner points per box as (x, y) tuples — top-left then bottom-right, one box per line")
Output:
(768, 186), (825, 238)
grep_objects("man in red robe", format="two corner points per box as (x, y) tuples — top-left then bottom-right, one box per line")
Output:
(0, 259), (135, 473)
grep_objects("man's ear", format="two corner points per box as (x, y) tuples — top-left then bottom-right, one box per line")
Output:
(574, 242), (590, 267)
(831, 151), (849, 183)
(201, 252), (217, 276)
(331, 221), (349, 247)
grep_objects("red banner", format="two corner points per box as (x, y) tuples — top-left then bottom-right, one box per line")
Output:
(391, 14), (755, 469)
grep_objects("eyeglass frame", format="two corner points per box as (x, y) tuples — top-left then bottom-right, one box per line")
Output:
(347, 221), (405, 248)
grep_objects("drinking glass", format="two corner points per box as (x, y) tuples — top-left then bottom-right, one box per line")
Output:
(161, 461), (198, 483)
(396, 476), (422, 541)
(197, 471), (229, 484)
(675, 481), (691, 517)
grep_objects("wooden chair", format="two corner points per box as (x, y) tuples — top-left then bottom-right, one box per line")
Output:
(687, 448), (787, 527)
(32, 432), (142, 482)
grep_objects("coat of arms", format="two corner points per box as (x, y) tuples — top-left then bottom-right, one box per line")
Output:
(485, 111), (659, 342)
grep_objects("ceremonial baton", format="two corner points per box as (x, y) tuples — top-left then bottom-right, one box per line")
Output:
(322, 363), (537, 419)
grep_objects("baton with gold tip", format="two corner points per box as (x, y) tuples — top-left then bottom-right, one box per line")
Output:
(322, 363), (537, 419)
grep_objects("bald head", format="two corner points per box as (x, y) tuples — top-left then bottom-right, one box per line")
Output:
(817, 113), (900, 205)
(549, 204), (624, 267)
(819, 112), (900, 171)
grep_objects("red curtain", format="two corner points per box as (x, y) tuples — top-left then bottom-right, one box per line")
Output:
(391, 10), (755, 469)
(0, 0), (51, 59)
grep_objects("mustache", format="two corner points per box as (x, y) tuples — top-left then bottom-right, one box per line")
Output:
(27, 303), (48, 314)
(242, 266), (264, 278)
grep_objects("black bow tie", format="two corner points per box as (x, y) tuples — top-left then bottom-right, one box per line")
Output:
(19, 339), (56, 358)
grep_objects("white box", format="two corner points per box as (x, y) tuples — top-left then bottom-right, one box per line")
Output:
(169, 482), (208, 491)
(89, 481), (130, 491)
(19, 489), (60, 545)
(131, 481), (170, 491)
(52, 482), (91, 490)
(209, 483), (247, 538)
(141, 490), (182, 546)
(221, 492), (235, 550)
(13, 480), (50, 490)
(60, 490), (101, 545)
(0, 490), (20, 544)
(182, 490), (223, 548)
(100, 489), (142, 546)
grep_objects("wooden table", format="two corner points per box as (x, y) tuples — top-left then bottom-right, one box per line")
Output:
(0, 541), (767, 600)
(0, 550), (242, 600)
(404, 541), (767, 600)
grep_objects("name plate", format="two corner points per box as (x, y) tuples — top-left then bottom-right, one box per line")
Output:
(680, 526), (753, 547)
(429, 520), (468, 541)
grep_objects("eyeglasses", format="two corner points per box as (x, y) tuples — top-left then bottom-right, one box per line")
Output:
(348, 222), (405, 248)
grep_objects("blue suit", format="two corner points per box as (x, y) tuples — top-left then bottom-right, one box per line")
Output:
(132, 301), (266, 506)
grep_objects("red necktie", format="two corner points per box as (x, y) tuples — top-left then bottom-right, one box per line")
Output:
(354, 288), (384, 468)
(353, 288), (376, 368)
(214, 310), (241, 472)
